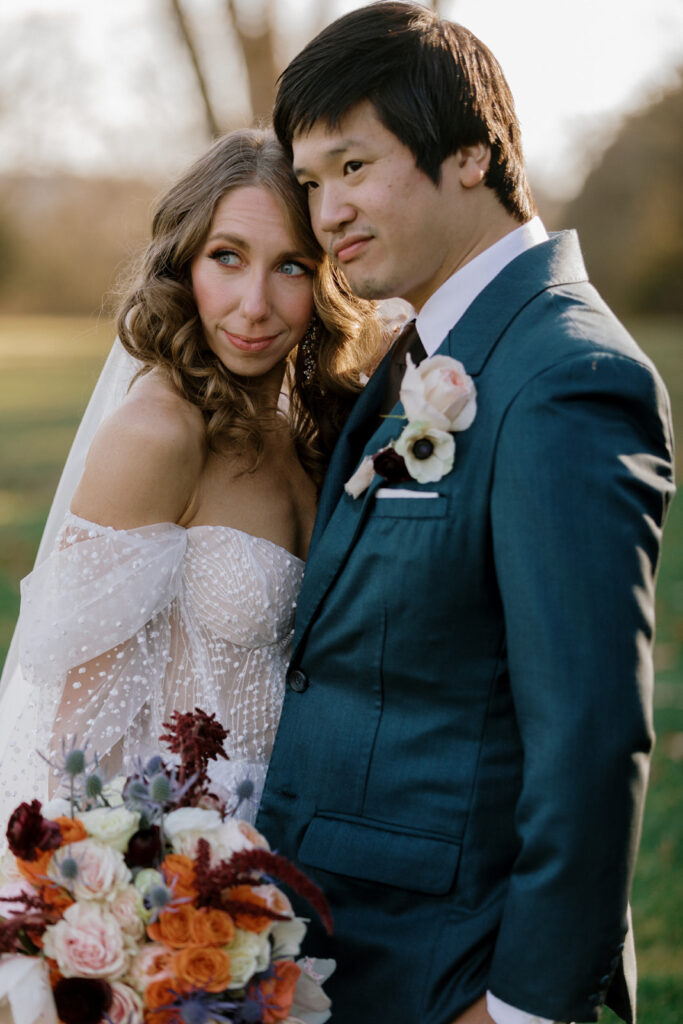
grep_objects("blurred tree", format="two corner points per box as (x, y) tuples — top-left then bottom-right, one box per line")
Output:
(563, 71), (683, 315)
(168, 0), (453, 133)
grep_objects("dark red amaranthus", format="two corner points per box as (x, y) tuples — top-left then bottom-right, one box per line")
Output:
(160, 708), (229, 805)
(193, 838), (334, 934)
(0, 890), (61, 953)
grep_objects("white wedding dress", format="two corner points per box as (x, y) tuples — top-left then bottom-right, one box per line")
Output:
(0, 510), (304, 823)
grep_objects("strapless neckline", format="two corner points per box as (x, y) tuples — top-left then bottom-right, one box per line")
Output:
(66, 511), (306, 566)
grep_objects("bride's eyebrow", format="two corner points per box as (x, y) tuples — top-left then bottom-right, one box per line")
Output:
(204, 232), (312, 264)
(205, 231), (249, 247)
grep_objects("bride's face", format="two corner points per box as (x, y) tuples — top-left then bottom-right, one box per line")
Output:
(191, 185), (316, 380)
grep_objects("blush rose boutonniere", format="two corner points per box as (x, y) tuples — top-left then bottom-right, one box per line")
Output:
(345, 353), (477, 497)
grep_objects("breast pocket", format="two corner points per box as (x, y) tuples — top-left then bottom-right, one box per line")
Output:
(372, 492), (450, 519)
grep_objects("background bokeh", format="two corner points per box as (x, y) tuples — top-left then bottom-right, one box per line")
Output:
(0, 2), (680, 1020)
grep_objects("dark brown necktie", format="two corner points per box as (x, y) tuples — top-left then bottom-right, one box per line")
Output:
(379, 320), (427, 417)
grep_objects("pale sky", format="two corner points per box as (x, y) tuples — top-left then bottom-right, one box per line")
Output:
(0, 0), (681, 199)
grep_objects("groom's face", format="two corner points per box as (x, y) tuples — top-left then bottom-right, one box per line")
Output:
(292, 101), (465, 311)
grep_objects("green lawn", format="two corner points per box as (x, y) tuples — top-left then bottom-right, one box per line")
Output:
(0, 314), (681, 1022)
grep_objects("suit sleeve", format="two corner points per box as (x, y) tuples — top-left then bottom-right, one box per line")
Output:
(487, 350), (674, 1021)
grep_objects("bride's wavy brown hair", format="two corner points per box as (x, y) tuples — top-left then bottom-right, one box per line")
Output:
(117, 129), (382, 484)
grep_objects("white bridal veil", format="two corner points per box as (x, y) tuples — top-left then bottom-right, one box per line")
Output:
(0, 339), (141, 755)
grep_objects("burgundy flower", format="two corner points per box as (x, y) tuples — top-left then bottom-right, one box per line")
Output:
(6, 800), (61, 862)
(160, 708), (229, 805)
(124, 826), (162, 869)
(53, 978), (113, 1024)
(373, 447), (411, 483)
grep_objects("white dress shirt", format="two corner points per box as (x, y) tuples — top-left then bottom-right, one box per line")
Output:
(416, 216), (549, 355)
(416, 216), (557, 1024)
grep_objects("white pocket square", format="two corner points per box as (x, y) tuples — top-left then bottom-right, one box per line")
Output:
(375, 489), (440, 499)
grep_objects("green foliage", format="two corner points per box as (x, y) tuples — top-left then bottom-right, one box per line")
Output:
(0, 314), (680, 1021)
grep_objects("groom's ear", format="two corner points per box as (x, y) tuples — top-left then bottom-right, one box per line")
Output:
(456, 144), (492, 188)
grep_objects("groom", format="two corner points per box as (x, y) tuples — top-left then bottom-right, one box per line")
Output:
(256, 4), (675, 1023)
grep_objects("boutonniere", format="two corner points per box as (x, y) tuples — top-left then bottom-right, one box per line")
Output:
(345, 353), (477, 498)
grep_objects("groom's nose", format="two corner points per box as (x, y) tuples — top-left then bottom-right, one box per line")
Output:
(314, 183), (356, 237)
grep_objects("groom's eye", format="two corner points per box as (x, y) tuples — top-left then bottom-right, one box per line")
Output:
(343, 161), (363, 175)
(301, 180), (318, 193)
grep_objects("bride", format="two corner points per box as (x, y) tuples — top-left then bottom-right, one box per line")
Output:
(0, 129), (381, 823)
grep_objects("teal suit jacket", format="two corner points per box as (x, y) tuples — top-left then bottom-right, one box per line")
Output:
(256, 232), (675, 1023)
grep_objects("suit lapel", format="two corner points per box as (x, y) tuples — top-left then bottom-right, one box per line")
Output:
(309, 347), (392, 550)
(294, 231), (589, 660)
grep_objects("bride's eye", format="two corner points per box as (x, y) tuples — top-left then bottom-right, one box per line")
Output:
(279, 260), (310, 277)
(343, 160), (364, 175)
(210, 249), (241, 267)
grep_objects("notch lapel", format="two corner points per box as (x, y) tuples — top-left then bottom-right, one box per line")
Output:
(293, 232), (589, 662)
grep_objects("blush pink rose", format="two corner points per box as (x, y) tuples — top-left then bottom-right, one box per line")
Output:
(110, 887), (145, 944)
(42, 901), (129, 979)
(48, 839), (131, 902)
(400, 354), (477, 432)
(126, 942), (174, 995)
(108, 981), (144, 1024)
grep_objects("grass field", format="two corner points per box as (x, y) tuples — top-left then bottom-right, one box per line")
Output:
(0, 314), (681, 1022)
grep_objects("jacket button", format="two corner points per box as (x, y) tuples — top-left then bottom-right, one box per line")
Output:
(288, 669), (309, 693)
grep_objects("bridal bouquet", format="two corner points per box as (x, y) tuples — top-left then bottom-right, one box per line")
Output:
(0, 710), (333, 1024)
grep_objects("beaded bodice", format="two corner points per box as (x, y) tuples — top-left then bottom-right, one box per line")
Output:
(1, 513), (304, 818)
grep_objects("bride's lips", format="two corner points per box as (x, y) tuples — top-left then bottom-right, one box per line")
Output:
(221, 330), (281, 352)
(333, 234), (372, 264)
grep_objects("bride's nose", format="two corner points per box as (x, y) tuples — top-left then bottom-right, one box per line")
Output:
(239, 268), (270, 322)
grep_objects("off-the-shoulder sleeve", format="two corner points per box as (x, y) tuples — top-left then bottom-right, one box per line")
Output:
(19, 514), (187, 684)
(14, 513), (188, 777)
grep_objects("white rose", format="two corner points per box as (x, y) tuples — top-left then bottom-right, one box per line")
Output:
(78, 805), (140, 852)
(394, 421), (455, 484)
(400, 353), (477, 432)
(43, 902), (129, 979)
(270, 916), (307, 959)
(212, 818), (269, 861)
(42, 797), (72, 820)
(163, 807), (222, 857)
(102, 775), (127, 807)
(225, 929), (271, 989)
(48, 838), (131, 901)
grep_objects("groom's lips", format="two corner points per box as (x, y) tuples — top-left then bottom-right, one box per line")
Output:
(333, 234), (372, 263)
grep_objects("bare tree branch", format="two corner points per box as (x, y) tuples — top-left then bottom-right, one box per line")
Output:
(226, 0), (279, 127)
(168, 0), (220, 138)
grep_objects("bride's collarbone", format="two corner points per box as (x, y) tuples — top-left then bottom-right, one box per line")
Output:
(183, 442), (317, 561)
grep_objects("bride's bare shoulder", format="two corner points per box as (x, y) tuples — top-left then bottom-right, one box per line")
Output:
(70, 372), (207, 528)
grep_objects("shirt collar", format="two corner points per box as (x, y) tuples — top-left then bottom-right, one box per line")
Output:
(416, 216), (549, 356)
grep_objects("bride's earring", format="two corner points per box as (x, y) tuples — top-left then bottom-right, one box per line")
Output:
(300, 313), (322, 386)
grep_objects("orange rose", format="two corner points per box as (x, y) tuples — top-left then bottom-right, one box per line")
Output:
(144, 977), (184, 1011)
(189, 907), (235, 947)
(56, 817), (88, 846)
(161, 855), (197, 901)
(40, 880), (74, 914)
(144, 1010), (181, 1024)
(228, 884), (291, 933)
(147, 905), (197, 948)
(16, 848), (53, 885)
(171, 945), (232, 993)
(258, 959), (301, 1023)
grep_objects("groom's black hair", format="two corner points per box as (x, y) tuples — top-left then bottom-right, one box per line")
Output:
(273, 1), (535, 222)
